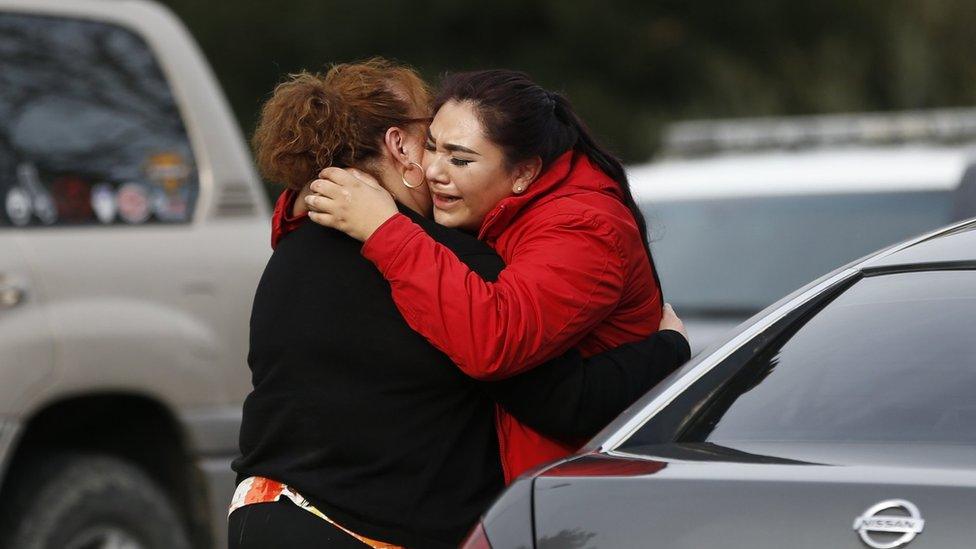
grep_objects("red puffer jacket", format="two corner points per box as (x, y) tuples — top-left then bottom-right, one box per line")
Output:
(360, 150), (662, 482)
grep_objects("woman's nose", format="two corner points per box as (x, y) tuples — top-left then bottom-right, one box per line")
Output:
(425, 153), (447, 185)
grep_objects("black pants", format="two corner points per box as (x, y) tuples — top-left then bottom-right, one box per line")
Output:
(228, 499), (371, 549)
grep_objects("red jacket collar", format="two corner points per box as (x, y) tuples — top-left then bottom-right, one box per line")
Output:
(271, 188), (308, 249)
(478, 150), (622, 241)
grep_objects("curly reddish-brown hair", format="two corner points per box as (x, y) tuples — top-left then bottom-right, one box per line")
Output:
(252, 58), (431, 189)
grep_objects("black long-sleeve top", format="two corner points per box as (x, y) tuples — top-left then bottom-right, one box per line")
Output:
(233, 207), (689, 548)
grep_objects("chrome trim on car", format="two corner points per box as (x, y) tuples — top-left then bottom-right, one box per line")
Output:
(603, 448), (671, 462)
(907, 216), (976, 243)
(862, 259), (976, 276)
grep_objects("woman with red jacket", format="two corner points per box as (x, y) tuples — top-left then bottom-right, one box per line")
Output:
(306, 70), (665, 482)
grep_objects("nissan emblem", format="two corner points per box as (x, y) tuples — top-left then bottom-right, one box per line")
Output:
(853, 499), (924, 549)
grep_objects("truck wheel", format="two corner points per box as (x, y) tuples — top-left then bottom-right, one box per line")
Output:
(0, 453), (191, 549)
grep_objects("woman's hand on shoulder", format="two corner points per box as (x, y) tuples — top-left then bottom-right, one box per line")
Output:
(305, 167), (398, 242)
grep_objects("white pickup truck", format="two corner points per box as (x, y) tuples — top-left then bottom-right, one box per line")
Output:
(0, 1), (270, 547)
(632, 111), (976, 354)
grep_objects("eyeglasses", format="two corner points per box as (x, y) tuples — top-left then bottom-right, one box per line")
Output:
(399, 116), (434, 126)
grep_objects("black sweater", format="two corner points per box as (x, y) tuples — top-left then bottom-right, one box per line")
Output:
(233, 208), (689, 548)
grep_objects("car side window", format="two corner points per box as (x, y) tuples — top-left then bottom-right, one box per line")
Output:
(622, 270), (976, 452)
(0, 12), (198, 228)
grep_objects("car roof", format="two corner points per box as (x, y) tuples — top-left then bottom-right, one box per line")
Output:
(861, 220), (976, 271)
(0, 0), (159, 15)
(0, 0), (157, 9)
(628, 145), (973, 201)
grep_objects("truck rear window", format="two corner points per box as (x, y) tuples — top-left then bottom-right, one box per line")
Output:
(0, 12), (198, 227)
(645, 192), (953, 314)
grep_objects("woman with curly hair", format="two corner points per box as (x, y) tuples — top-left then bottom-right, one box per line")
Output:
(230, 59), (687, 548)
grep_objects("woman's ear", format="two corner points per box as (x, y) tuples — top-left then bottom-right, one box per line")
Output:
(384, 126), (427, 190)
(511, 157), (543, 194)
(383, 126), (413, 169)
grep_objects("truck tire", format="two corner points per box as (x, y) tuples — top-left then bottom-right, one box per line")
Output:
(0, 453), (192, 549)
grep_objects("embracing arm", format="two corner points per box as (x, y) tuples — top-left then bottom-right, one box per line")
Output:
(361, 212), (628, 380)
(484, 328), (691, 441)
(305, 167), (636, 380)
(302, 173), (687, 442)
(388, 207), (690, 442)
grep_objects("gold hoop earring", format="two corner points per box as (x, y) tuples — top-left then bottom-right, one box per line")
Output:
(401, 161), (427, 189)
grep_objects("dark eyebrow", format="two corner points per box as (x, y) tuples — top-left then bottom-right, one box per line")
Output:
(445, 143), (481, 155)
(426, 129), (481, 156)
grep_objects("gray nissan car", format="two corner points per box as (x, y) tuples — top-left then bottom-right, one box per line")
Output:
(463, 217), (976, 549)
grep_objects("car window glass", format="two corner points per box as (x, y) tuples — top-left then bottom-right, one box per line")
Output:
(645, 192), (953, 313)
(647, 271), (976, 446)
(0, 12), (198, 227)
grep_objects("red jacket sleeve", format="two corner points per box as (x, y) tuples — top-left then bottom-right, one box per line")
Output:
(361, 211), (628, 380)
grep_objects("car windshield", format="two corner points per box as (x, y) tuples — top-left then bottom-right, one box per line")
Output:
(643, 191), (953, 314)
(669, 270), (976, 446)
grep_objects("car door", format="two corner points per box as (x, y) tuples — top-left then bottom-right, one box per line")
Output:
(0, 234), (54, 417)
(2, 9), (268, 547)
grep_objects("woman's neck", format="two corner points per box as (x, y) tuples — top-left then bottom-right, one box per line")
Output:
(292, 184), (311, 217)
(376, 165), (429, 217)
(293, 165), (429, 218)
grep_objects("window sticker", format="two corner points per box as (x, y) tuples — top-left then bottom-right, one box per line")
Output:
(17, 163), (57, 225)
(4, 186), (32, 226)
(0, 14), (200, 229)
(52, 176), (94, 222)
(146, 152), (190, 222)
(117, 182), (150, 224)
(151, 186), (189, 222)
(90, 183), (117, 224)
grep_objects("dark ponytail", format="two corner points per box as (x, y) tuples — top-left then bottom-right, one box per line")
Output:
(434, 70), (661, 291)
(549, 94), (656, 283)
